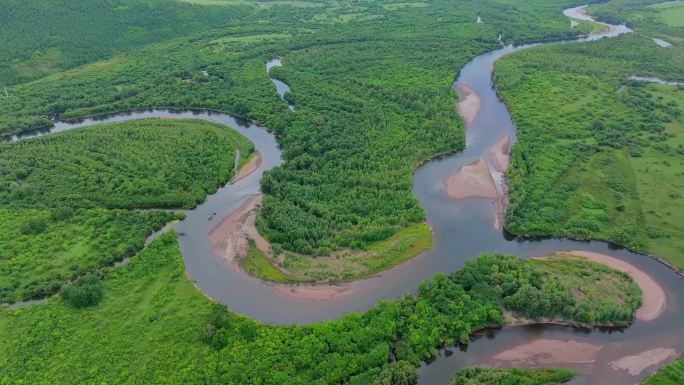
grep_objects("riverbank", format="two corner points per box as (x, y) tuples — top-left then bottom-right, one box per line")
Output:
(457, 84), (481, 129)
(208, 198), (433, 285)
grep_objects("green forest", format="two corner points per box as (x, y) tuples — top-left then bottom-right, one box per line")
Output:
(0, 0), (595, 256)
(0, 233), (640, 384)
(494, 3), (684, 269)
(0, 0), (253, 85)
(448, 368), (576, 385)
(0, 118), (253, 209)
(1, 0), (682, 384)
(0, 118), (252, 303)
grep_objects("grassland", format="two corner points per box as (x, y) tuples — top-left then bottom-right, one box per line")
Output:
(0, 234), (214, 384)
(630, 84), (684, 267)
(0, 208), (180, 303)
(243, 222), (431, 283)
(649, 1), (684, 28)
(0, 233), (641, 384)
(641, 359), (684, 385)
(494, 32), (684, 270)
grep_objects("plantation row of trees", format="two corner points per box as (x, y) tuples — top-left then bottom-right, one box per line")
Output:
(0, 234), (642, 384)
(0, 0), (606, 256)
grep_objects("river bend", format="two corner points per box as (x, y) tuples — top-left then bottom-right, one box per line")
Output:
(5, 6), (683, 385)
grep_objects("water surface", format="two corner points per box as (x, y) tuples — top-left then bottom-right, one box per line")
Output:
(4, 8), (682, 384)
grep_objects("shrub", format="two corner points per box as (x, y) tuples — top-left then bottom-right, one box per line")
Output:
(61, 275), (104, 308)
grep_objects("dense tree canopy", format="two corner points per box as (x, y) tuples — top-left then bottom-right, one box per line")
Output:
(0, 0), (253, 85)
(0, 0), (600, 255)
(0, 119), (253, 209)
(494, 9), (684, 267)
(0, 234), (641, 384)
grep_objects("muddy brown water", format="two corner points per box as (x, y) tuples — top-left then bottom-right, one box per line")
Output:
(5, 6), (682, 384)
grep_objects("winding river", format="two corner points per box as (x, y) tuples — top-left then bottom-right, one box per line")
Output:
(5, 6), (683, 385)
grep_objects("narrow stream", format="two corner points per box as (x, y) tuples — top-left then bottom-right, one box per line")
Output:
(4, 6), (683, 384)
(266, 58), (295, 111)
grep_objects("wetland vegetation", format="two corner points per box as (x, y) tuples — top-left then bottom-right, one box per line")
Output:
(0, 0), (600, 259)
(0, 0), (682, 384)
(0, 118), (252, 302)
(0, 234), (640, 384)
(495, 33), (684, 269)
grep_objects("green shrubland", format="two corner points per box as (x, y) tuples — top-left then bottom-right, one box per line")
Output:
(0, 0), (598, 256)
(0, 233), (640, 384)
(495, 32), (684, 268)
(449, 367), (576, 385)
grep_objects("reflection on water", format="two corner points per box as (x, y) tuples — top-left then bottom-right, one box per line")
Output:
(4, 8), (681, 384)
(266, 58), (295, 111)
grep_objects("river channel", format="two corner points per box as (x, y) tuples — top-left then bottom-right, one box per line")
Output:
(6, 6), (682, 384)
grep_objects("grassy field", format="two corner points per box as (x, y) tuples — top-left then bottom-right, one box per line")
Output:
(641, 359), (684, 385)
(240, 239), (301, 282)
(0, 234), (214, 384)
(0, 208), (180, 303)
(247, 222), (432, 283)
(494, 32), (684, 270)
(630, 84), (684, 267)
(649, 1), (684, 27)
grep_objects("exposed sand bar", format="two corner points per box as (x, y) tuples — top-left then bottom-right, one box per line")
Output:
(208, 194), (269, 264)
(446, 158), (497, 199)
(457, 84), (481, 129)
(232, 151), (262, 183)
(490, 135), (510, 172)
(610, 348), (677, 376)
(569, 251), (666, 321)
(275, 285), (355, 300)
(493, 338), (601, 367)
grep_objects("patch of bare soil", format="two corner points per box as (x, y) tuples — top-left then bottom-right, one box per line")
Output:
(493, 338), (602, 367)
(232, 151), (262, 183)
(490, 135), (510, 172)
(208, 194), (269, 264)
(610, 348), (677, 376)
(568, 251), (666, 321)
(457, 84), (481, 129)
(274, 284), (355, 300)
(446, 158), (497, 200)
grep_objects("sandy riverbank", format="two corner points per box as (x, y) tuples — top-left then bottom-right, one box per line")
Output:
(457, 84), (481, 129)
(208, 194), (270, 264)
(445, 158), (497, 199)
(610, 348), (677, 376)
(490, 135), (510, 172)
(274, 284), (355, 300)
(568, 251), (666, 321)
(493, 338), (601, 367)
(232, 151), (262, 183)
